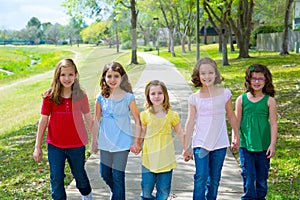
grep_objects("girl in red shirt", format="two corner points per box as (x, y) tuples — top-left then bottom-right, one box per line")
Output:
(33, 59), (93, 200)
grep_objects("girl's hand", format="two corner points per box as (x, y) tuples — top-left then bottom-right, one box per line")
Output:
(33, 147), (42, 162)
(130, 144), (142, 155)
(182, 148), (193, 162)
(266, 144), (276, 158)
(230, 139), (240, 152)
(91, 140), (99, 154)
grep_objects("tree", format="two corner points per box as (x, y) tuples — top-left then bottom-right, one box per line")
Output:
(63, 0), (139, 64)
(44, 24), (61, 45)
(228, 0), (254, 59)
(27, 17), (41, 29)
(174, 0), (196, 53)
(158, 0), (177, 57)
(117, 0), (139, 64)
(280, 0), (294, 56)
(203, 0), (231, 66)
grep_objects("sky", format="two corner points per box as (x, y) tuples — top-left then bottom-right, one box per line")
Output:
(0, 0), (70, 30)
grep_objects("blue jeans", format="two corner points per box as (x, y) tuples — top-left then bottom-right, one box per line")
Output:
(193, 147), (226, 200)
(100, 150), (129, 200)
(47, 144), (91, 200)
(239, 148), (270, 200)
(140, 166), (173, 200)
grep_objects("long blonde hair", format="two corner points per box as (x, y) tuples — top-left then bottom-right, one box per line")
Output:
(44, 58), (85, 104)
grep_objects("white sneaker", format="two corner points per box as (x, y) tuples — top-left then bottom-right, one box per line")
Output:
(81, 192), (92, 200)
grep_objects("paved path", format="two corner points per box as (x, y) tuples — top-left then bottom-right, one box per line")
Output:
(66, 52), (243, 199)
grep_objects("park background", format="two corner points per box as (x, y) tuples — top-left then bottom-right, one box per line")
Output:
(0, 0), (299, 199)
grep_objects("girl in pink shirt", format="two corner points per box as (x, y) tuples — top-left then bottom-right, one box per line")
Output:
(183, 57), (239, 200)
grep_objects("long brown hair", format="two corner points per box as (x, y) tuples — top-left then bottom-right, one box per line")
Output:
(100, 62), (133, 98)
(144, 80), (171, 113)
(191, 57), (224, 87)
(245, 64), (275, 97)
(44, 59), (85, 104)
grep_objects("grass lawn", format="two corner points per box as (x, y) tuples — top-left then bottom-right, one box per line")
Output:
(0, 45), (145, 199)
(157, 44), (300, 200)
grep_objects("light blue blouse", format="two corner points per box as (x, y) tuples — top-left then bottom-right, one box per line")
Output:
(97, 93), (135, 152)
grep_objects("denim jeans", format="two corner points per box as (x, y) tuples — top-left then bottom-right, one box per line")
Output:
(239, 148), (270, 200)
(140, 166), (173, 200)
(100, 150), (129, 200)
(48, 144), (91, 200)
(193, 147), (226, 200)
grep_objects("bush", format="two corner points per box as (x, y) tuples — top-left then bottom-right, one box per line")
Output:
(121, 41), (132, 50)
(250, 25), (284, 47)
(143, 47), (154, 52)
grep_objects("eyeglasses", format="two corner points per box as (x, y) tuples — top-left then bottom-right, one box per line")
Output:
(250, 78), (266, 83)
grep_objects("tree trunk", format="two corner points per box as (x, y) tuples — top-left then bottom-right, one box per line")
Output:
(204, 19), (208, 45)
(116, 28), (119, 53)
(130, 0), (138, 64)
(188, 36), (192, 51)
(222, 33), (229, 66)
(218, 32), (222, 53)
(228, 22), (235, 52)
(181, 34), (186, 53)
(169, 28), (176, 57)
(228, 0), (254, 59)
(280, 0), (294, 56)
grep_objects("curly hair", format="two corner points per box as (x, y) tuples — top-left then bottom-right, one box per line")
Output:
(44, 58), (85, 104)
(144, 80), (171, 113)
(100, 62), (133, 98)
(191, 57), (224, 87)
(245, 64), (275, 97)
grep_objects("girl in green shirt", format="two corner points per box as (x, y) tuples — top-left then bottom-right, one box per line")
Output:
(235, 64), (278, 200)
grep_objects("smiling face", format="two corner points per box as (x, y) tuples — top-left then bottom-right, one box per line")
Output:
(199, 64), (217, 87)
(250, 72), (266, 92)
(59, 66), (76, 89)
(105, 69), (122, 90)
(149, 85), (165, 106)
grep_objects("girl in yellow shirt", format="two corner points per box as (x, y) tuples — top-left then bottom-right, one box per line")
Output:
(131, 80), (183, 200)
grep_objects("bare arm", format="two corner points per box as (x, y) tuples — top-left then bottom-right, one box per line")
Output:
(129, 100), (142, 154)
(33, 115), (49, 162)
(226, 96), (240, 151)
(184, 104), (196, 151)
(91, 101), (101, 154)
(267, 97), (278, 158)
(235, 95), (243, 130)
(182, 104), (196, 161)
(173, 122), (184, 146)
(84, 112), (93, 134)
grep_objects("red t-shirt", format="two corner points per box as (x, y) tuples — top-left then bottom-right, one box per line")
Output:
(41, 94), (90, 148)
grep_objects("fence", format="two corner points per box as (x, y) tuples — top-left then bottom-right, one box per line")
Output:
(256, 30), (300, 52)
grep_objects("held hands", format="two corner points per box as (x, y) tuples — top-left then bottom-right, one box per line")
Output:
(230, 139), (240, 152)
(182, 148), (193, 162)
(91, 139), (99, 154)
(130, 143), (142, 155)
(231, 133), (240, 152)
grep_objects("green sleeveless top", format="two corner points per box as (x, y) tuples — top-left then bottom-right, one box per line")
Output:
(239, 93), (271, 152)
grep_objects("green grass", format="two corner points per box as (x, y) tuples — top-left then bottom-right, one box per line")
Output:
(158, 44), (300, 200)
(0, 46), (74, 86)
(0, 45), (145, 199)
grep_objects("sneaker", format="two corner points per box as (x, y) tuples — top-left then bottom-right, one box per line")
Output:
(81, 192), (92, 200)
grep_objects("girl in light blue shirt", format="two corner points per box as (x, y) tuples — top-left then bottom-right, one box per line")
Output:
(92, 62), (141, 200)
